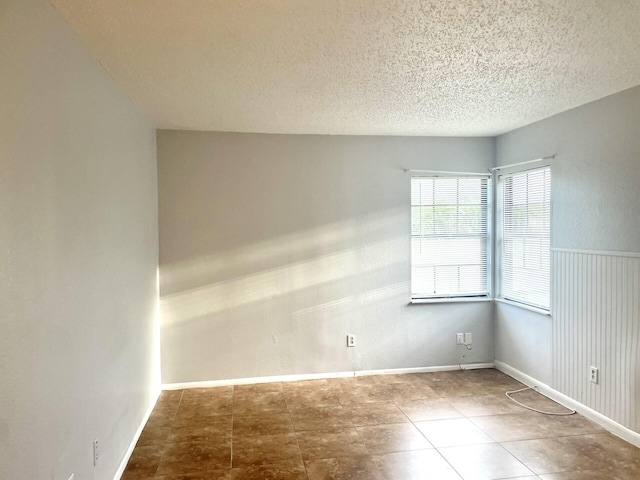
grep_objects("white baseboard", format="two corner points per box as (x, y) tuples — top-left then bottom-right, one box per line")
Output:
(113, 388), (161, 480)
(495, 360), (640, 448)
(162, 363), (495, 390)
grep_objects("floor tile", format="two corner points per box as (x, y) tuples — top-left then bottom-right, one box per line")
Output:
(120, 473), (156, 480)
(156, 440), (231, 475)
(157, 389), (184, 401)
(326, 376), (376, 388)
(504, 389), (576, 415)
(427, 370), (525, 398)
(176, 396), (233, 419)
(356, 378), (440, 401)
(145, 410), (177, 429)
(155, 471), (231, 479)
(296, 428), (368, 460)
(230, 460), (307, 479)
(153, 391), (183, 416)
(503, 433), (640, 478)
(396, 397), (463, 422)
(539, 469), (640, 480)
(283, 385), (341, 409)
(415, 418), (493, 447)
(470, 412), (603, 442)
(356, 423), (432, 454)
(232, 432), (302, 468)
(500, 437), (603, 475)
(289, 405), (351, 431)
(137, 425), (171, 447)
(334, 382), (399, 404)
(233, 413), (294, 436)
(347, 402), (409, 426)
(176, 388), (233, 415)
(167, 416), (233, 443)
(446, 394), (527, 417)
(331, 374), (438, 404)
(281, 379), (330, 390)
(122, 445), (163, 478)
(557, 433), (640, 472)
(479, 383), (532, 397)
(234, 382), (283, 395)
(370, 372), (433, 384)
(233, 391), (288, 414)
(439, 443), (534, 480)
(153, 402), (181, 418)
(306, 455), (385, 480)
(181, 386), (234, 398)
(373, 449), (462, 480)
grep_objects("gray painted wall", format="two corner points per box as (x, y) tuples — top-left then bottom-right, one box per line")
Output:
(158, 131), (495, 383)
(0, 1), (159, 479)
(495, 86), (640, 430)
(497, 86), (640, 253)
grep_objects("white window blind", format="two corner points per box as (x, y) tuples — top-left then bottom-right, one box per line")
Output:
(411, 176), (489, 299)
(498, 166), (551, 310)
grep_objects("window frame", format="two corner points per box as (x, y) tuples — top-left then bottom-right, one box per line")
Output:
(495, 163), (551, 312)
(410, 173), (492, 302)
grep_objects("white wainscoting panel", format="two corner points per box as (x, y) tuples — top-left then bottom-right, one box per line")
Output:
(552, 248), (640, 431)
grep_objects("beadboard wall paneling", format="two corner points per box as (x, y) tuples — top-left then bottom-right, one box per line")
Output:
(552, 249), (640, 431)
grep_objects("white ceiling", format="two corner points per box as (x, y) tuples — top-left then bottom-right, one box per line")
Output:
(51, 0), (640, 136)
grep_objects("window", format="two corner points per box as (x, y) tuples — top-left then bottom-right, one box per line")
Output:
(497, 166), (551, 310)
(411, 175), (489, 300)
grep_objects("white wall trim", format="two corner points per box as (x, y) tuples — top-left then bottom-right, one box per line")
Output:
(495, 360), (640, 448)
(551, 247), (640, 258)
(113, 389), (162, 480)
(162, 363), (495, 391)
(409, 297), (493, 305)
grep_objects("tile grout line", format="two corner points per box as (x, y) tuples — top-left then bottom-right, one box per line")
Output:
(281, 383), (310, 480)
(230, 384), (234, 471)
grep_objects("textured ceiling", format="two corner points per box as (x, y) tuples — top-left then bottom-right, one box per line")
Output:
(50, 0), (640, 136)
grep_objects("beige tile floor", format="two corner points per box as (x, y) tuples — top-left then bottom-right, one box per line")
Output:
(122, 369), (640, 480)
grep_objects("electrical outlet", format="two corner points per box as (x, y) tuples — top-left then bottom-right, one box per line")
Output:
(464, 332), (472, 345)
(93, 438), (99, 467)
(590, 366), (599, 384)
(346, 334), (356, 347)
(456, 333), (464, 345)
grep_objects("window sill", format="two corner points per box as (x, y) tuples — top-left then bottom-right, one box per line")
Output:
(494, 298), (551, 316)
(408, 297), (551, 315)
(409, 297), (492, 305)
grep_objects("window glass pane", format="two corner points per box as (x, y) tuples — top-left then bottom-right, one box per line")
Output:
(420, 207), (434, 235)
(499, 166), (551, 310)
(434, 178), (458, 204)
(411, 176), (489, 299)
(458, 178), (482, 204)
(411, 206), (421, 236)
